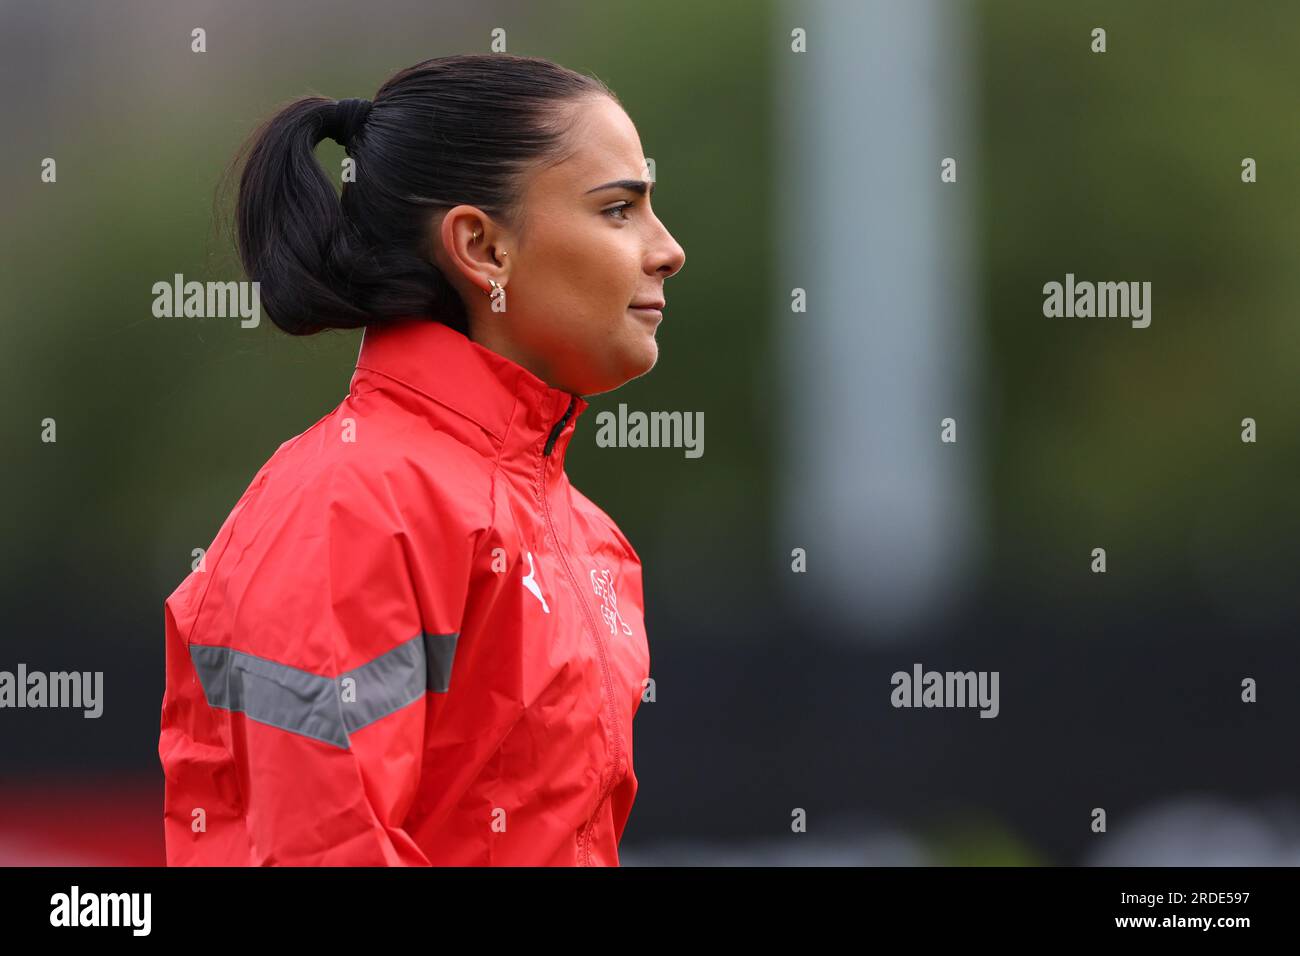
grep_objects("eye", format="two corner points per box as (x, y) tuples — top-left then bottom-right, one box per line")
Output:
(603, 201), (635, 221)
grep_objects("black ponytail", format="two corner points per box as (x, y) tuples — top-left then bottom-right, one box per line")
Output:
(223, 54), (617, 336)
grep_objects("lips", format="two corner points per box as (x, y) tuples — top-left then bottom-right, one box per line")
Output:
(629, 300), (666, 310)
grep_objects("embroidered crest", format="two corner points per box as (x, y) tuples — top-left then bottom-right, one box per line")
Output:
(590, 568), (632, 637)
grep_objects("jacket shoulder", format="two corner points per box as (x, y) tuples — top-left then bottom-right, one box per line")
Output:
(167, 401), (494, 667)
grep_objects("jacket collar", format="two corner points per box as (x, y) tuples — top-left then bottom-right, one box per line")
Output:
(349, 316), (589, 471)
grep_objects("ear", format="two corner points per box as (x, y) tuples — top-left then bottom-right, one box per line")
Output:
(436, 205), (509, 294)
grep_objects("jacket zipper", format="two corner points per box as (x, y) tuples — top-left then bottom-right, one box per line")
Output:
(543, 396), (576, 457)
(541, 395), (624, 865)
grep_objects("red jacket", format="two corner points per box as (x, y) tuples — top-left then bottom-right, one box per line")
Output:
(159, 317), (650, 865)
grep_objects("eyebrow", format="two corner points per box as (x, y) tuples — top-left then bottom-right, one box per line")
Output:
(586, 178), (657, 198)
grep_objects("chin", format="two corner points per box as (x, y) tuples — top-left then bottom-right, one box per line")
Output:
(623, 339), (659, 381)
(581, 344), (658, 396)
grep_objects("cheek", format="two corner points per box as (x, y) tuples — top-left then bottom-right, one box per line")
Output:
(565, 245), (640, 340)
(590, 241), (640, 308)
(535, 228), (635, 315)
(521, 224), (646, 380)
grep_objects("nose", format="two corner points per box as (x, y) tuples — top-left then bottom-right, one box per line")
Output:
(648, 217), (686, 280)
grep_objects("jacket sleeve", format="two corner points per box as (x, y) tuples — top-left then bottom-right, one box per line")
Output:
(165, 459), (479, 866)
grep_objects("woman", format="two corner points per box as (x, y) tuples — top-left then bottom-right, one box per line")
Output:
(158, 53), (686, 866)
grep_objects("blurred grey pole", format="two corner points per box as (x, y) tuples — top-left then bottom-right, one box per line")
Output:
(775, 0), (981, 642)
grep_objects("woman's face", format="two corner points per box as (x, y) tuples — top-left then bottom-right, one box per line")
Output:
(440, 95), (686, 397)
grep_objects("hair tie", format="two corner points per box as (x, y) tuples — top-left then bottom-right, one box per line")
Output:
(323, 97), (372, 149)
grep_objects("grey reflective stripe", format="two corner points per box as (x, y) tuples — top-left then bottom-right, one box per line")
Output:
(189, 631), (459, 750)
(339, 632), (458, 736)
(190, 644), (348, 747)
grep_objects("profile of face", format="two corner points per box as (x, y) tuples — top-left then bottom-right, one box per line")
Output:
(434, 95), (686, 397)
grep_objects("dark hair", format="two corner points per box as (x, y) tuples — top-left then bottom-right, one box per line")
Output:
(223, 54), (617, 336)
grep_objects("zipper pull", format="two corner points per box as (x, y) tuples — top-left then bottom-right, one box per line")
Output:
(543, 395), (578, 457)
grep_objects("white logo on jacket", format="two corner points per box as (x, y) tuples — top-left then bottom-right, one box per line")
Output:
(590, 569), (632, 637)
(522, 551), (549, 613)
